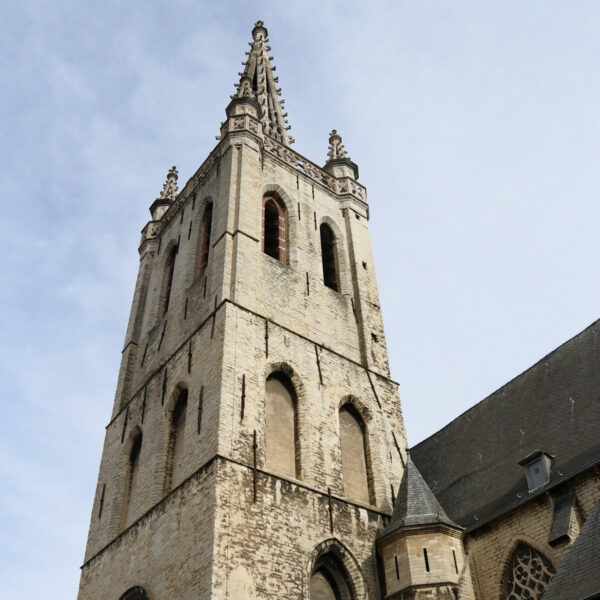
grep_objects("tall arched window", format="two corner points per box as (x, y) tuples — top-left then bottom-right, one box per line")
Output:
(199, 203), (213, 275)
(162, 245), (178, 314)
(310, 551), (354, 600)
(320, 223), (339, 291)
(262, 195), (287, 263)
(506, 544), (556, 600)
(339, 404), (371, 504)
(265, 373), (297, 477)
(165, 388), (188, 492)
(122, 432), (142, 528)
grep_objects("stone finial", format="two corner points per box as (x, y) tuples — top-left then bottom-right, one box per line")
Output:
(327, 130), (348, 161)
(252, 20), (268, 41)
(159, 166), (178, 201)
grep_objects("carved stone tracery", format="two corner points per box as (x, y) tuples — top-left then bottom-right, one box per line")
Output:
(506, 544), (556, 600)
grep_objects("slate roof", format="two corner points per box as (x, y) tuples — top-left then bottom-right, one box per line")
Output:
(543, 497), (600, 600)
(380, 454), (460, 539)
(410, 319), (600, 531)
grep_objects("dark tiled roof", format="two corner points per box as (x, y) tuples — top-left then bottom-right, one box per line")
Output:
(543, 497), (600, 600)
(381, 455), (460, 539)
(411, 319), (600, 531)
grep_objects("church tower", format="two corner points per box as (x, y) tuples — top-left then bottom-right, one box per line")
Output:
(78, 21), (407, 600)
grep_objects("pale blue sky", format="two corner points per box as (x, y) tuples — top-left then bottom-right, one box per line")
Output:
(1, 1), (599, 597)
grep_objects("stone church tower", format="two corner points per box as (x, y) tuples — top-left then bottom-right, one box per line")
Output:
(78, 21), (408, 600)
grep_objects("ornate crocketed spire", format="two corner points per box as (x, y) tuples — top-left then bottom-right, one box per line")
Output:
(327, 130), (348, 161)
(159, 166), (178, 201)
(233, 20), (292, 145)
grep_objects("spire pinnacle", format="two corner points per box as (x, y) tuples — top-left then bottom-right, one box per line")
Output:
(149, 166), (178, 220)
(159, 166), (178, 201)
(323, 130), (359, 180)
(327, 130), (348, 161)
(232, 20), (291, 145)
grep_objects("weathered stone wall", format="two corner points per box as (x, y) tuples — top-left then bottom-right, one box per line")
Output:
(212, 458), (386, 599)
(80, 114), (406, 600)
(78, 462), (217, 600)
(379, 527), (464, 597)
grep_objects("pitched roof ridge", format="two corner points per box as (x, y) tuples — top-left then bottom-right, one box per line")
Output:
(411, 317), (600, 451)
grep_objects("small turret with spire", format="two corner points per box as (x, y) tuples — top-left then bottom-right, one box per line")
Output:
(377, 452), (467, 599)
(149, 166), (178, 221)
(324, 130), (359, 180)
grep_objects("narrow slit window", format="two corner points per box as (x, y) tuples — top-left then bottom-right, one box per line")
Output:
(122, 433), (142, 528)
(320, 223), (339, 291)
(394, 555), (400, 580)
(163, 246), (178, 314)
(423, 548), (430, 572)
(199, 204), (213, 274)
(452, 549), (458, 574)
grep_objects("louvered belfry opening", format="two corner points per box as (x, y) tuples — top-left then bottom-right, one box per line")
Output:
(320, 223), (338, 291)
(262, 195), (286, 263)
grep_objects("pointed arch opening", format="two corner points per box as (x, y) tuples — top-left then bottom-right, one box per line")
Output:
(265, 372), (298, 478)
(309, 543), (359, 600)
(162, 245), (178, 315)
(198, 202), (213, 275)
(339, 404), (372, 504)
(119, 587), (151, 600)
(505, 543), (556, 600)
(121, 431), (143, 529)
(262, 195), (287, 263)
(320, 223), (339, 291)
(165, 387), (188, 492)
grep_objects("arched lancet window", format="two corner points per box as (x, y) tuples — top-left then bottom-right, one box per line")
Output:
(310, 551), (354, 600)
(120, 586), (151, 600)
(162, 245), (178, 314)
(339, 405), (371, 504)
(265, 373), (297, 477)
(165, 388), (188, 492)
(199, 203), (213, 275)
(506, 544), (556, 600)
(262, 195), (287, 263)
(320, 223), (339, 291)
(122, 432), (142, 528)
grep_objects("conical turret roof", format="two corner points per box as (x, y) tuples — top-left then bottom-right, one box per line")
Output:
(383, 454), (461, 538)
(232, 20), (291, 146)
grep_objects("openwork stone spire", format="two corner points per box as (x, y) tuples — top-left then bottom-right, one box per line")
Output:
(327, 130), (348, 161)
(159, 166), (179, 201)
(234, 20), (292, 145)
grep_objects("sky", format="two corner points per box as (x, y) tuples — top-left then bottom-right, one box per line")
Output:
(1, 1), (599, 598)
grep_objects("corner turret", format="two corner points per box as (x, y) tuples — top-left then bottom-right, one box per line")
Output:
(378, 454), (466, 599)
(324, 129), (358, 180)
